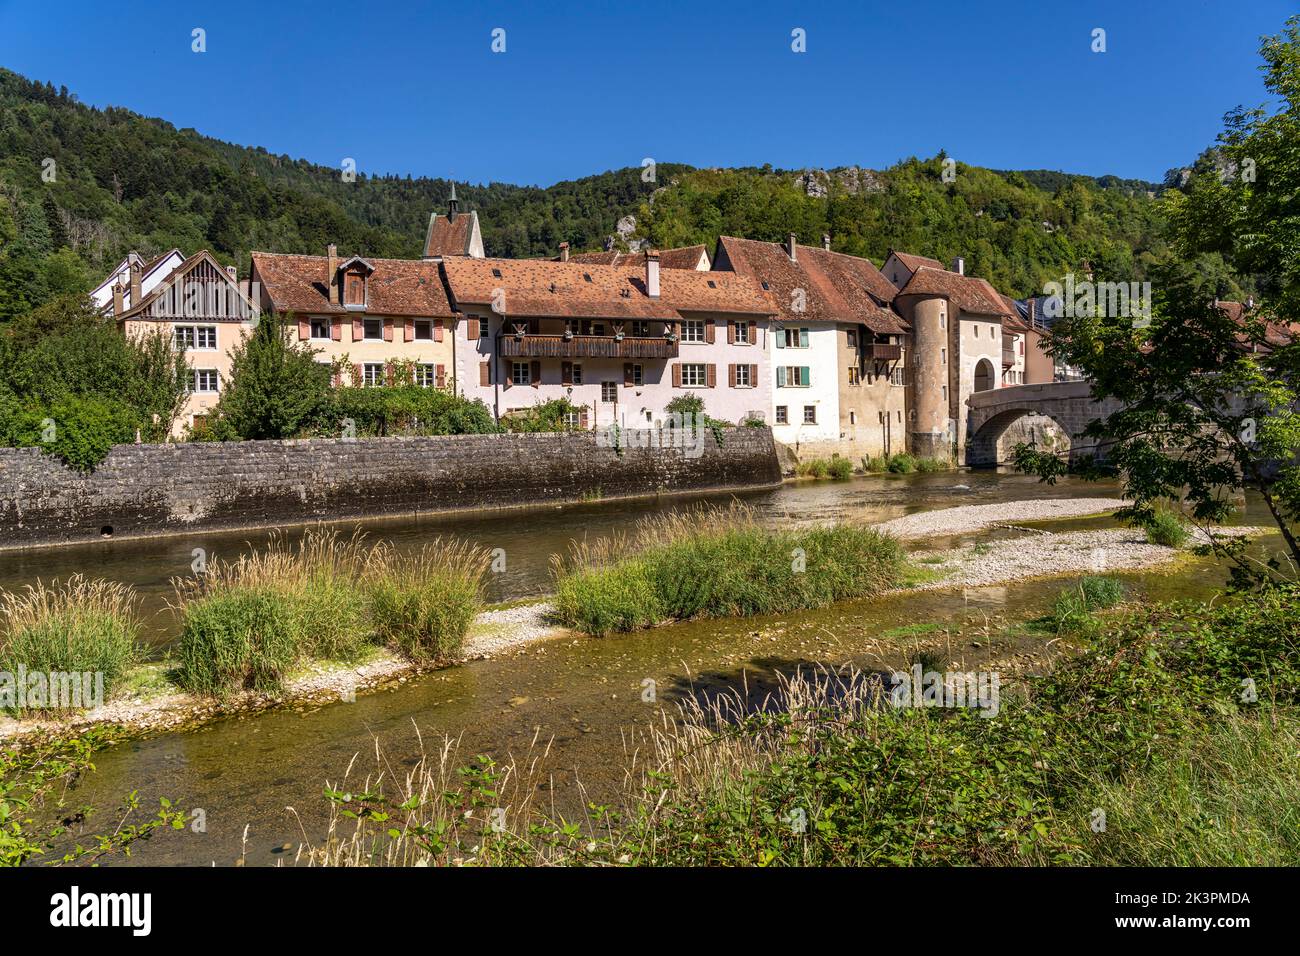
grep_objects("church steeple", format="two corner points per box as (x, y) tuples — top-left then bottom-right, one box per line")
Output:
(448, 182), (459, 219)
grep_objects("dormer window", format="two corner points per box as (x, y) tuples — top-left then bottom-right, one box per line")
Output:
(344, 272), (366, 307)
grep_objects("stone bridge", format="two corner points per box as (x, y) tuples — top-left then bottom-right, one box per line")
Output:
(965, 381), (1123, 467)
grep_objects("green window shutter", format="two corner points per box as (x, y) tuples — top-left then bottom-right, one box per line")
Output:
(776, 366), (786, 387)
(799, 328), (809, 349)
(801, 366), (811, 386)
(775, 327), (785, 348)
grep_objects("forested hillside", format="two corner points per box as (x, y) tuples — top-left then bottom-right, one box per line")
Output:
(0, 65), (1234, 322)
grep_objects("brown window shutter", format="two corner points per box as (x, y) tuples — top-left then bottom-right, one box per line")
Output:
(352, 363), (363, 386)
(530, 360), (541, 387)
(467, 317), (480, 340)
(561, 361), (573, 386)
(728, 363), (736, 387)
(479, 361), (490, 386)
(352, 318), (363, 341)
(383, 319), (394, 342)
(749, 363), (758, 387)
(706, 364), (716, 388)
(298, 318), (310, 341)
(579, 407), (589, 429)
(434, 319), (445, 342)
(332, 369), (342, 388)
(672, 363), (682, 388)
(705, 321), (716, 344)
(727, 321), (735, 345)
(748, 324), (757, 345)
(384, 362), (395, 386)
(404, 318), (414, 342)
(624, 362), (634, 386)
(436, 364), (446, 388)
(331, 319), (342, 342)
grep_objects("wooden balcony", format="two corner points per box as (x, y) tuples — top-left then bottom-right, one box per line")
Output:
(869, 343), (902, 362)
(498, 334), (679, 359)
(1002, 346), (1016, 368)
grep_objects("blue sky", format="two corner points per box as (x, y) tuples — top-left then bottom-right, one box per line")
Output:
(0, 0), (1292, 187)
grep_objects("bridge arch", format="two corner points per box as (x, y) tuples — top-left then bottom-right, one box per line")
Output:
(967, 406), (1073, 466)
(965, 381), (1122, 467)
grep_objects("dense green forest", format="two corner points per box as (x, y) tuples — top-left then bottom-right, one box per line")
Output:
(0, 65), (1244, 322)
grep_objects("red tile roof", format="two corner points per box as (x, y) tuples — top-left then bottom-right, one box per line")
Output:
(1217, 300), (1298, 351)
(897, 266), (1017, 319)
(714, 236), (906, 334)
(423, 211), (478, 258)
(441, 256), (775, 320)
(890, 251), (945, 273)
(250, 252), (456, 317)
(565, 245), (709, 270)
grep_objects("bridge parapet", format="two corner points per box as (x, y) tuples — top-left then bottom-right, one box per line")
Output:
(965, 381), (1120, 466)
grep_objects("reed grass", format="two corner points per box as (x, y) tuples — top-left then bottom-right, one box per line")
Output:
(364, 539), (487, 661)
(0, 576), (142, 706)
(551, 503), (904, 635)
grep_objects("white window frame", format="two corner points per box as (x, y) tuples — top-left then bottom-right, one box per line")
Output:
(192, 368), (219, 393)
(417, 364), (436, 388)
(681, 363), (707, 387)
(802, 405), (816, 424)
(310, 317), (331, 340)
(363, 318), (384, 341)
(512, 362), (531, 386)
(775, 405), (788, 424)
(572, 363), (584, 386)
(682, 320), (705, 343)
(601, 381), (618, 403)
(735, 320), (750, 344)
(735, 364), (751, 387)
(363, 363), (384, 387)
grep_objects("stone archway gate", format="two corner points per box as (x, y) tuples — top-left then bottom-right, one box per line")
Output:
(965, 381), (1124, 466)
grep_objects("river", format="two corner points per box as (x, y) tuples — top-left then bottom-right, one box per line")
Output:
(0, 470), (1267, 865)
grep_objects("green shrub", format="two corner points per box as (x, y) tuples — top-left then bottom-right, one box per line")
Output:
(365, 541), (485, 661)
(175, 588), (300, 697)
(552, 505), (904, 636)
(886, 453), (916, 474)
(1048, 575), (1125, 634)
(1143, 510), (1191, 548)
(0, 577), (141, 709)
(796, 458), (830, 478)
(827, 456), (853, 480)
(914, 456), (949, 473)
(862, 455), (889, 472)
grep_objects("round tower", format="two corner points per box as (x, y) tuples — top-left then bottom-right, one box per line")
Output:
(907, 295), (951, 459)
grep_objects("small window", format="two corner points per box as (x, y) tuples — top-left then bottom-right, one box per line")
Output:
(511, 362), (531, 386)
(734, 320), (750, 343)
(761, 281), (770, 290)
(174, 326), (195, 349)
(775, 405), (788, 424)
(601, 381), (618, 403)
(572, 363), (584, 385)
(631, 364), (644, 386)
(631, 320), (650, 337)
(942, 384), (948, 402)
(847, 367), (860, 386)
(706, 279), (716, 288)
(414, 320), (433, 341)
(780, 327), (808, 349)
(890, 365), (906, 387)
(941, 348), (947, 365)
(563, 409), (582, 427)
(682, 320), (705, 343)
(492, 268), (503, 278)
(363, 318), (383, 341)
(416, 364), (436, 388)
(363, 363), (384, 387)
(310, 317), (331, 339)
(849, 411), (856, 425)
(192, 369), (219, 393)
(583, 273), (592, 283)
(803, 405), (816, 424)
(846, 329), (857, 348)
(196, 326), (217, 349)
(681, 363), (707, 387)
(477, 316), (489, 338)
(735, 364), (751, 387)
(974, 325), (980, 338)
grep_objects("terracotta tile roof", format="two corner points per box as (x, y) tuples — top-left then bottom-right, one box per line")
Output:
(714, 236), (906, 334)
(891, 251), (945, 273)
(441, 256), (775, 320)
(565, 245), (709, 270)
(423, 211), (478, 258)
(250, 252), (456, 317)
(897, 266), (1017, 319)
(1217, 300), (1298, 351)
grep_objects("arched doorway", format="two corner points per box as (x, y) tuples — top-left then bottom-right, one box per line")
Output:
(974, 358), (995, 393)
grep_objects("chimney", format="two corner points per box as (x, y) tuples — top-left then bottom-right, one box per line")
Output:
(129, 261), (142, 305)
(327, 243), (339, 301)
(787, 233), (797, 262)
(646, 250), (661, 299)
(1026, 297), (1036, 328)
(448, 182), (459, 219)
(559, 241), (570, 262)
(112, 281), (124, 315)
(952, 256), (965, 276)
(822, 233), (831, 251)
(225, 264), (237, 281)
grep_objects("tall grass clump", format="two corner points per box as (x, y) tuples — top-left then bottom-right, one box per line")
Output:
(364, 539), (487, 662)
(827, 456), (853, 480)
(886, 453), (916, 474)
(862, 455), (889, 473)
(552, 504), (904, 636)
(0, 577), (142, 706)
(795, 458), (830, 478)
(914, 456), (949, 473)
(174, 587), (299, 697)
(1047, 575), (1125, 634)
(1143, 509), (1191, 548)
